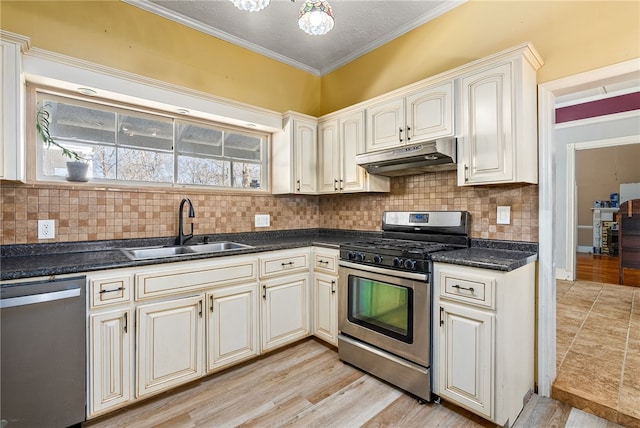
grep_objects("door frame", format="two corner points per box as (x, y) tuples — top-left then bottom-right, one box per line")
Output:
(536, 58), (640, 396)
(564, 135), (640, 281)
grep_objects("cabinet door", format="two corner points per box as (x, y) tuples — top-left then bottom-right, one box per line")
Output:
(317, 119), (340, 193)
(206, 283), (259, 372)
(365, 97), (405, 152)
(294, 119), (317, 193)
(261, 274), (310, 351)
(89, 309), (132, 417)
(1, 39), (24, 182)
(137, 295), (204, 398)
(312, 273), (338, 346)
(459, 62), (513, 185)
(406, 81), (454, 144)
(438, 301), (494, 419)
(340, 110), (367, 193)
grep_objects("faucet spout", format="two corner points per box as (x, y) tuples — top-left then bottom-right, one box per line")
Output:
(177, 198), (196, 245)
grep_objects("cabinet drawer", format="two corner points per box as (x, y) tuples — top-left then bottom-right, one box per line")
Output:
(313, 250), (338, 274)
(136, 258), (258, 300)
(439, 269), (495, 309)
(259, 249), (310, 278)
(90, 274), (132, 308)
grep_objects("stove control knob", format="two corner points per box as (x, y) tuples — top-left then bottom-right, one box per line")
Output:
(393, 257), (403, 267)
(404, 259), (416, 270)
(356, 252), (365, 262)
(348, 251), (357, 261)
(373, 255), (383, 264)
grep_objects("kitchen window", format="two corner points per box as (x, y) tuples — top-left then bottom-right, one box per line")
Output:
(35, 91), (268, 191)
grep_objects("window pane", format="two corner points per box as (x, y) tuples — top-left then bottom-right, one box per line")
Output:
(177, 156), (230, 186)
(46, 101), (116, 144)
(232, 162), (262, 189)
(118, 113), (173, 151)
(116, 148), (173, 183)
(42, 142), (96, 178)
(224, 133), (261, 161)
(177, 123), (222, 157)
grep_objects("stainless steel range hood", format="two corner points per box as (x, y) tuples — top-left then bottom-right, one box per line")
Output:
(356, 138), (457, 177)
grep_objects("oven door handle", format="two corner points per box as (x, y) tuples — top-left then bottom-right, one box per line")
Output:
(338, 260), (428, 281)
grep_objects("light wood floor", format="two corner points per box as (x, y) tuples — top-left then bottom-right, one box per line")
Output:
(85, 338), (620, 428)
(576, 253), (640, 286)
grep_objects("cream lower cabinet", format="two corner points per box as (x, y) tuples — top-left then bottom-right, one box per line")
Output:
(433, 262), (535, 426)
(206, 283), (259, 372)
(89, 308), (133, 417)
(136, 295), (204, 398)
(259, 248), (311, 351)
(311, 247), (339, 346)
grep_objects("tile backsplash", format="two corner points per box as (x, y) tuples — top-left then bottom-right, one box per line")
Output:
(1, 171), (538, 245)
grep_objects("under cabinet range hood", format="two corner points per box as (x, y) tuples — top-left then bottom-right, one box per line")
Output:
(356, 138), (457, 177)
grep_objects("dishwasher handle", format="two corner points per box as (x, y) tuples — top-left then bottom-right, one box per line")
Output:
(0, 288), (81, 309)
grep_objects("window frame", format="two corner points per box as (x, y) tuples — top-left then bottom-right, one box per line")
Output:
(31, 86), (271, 193)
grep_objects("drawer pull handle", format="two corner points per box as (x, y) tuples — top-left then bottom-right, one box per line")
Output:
(281, 261), (295, 267)
(331, 280), (336, 294)
(99, 287), (124, 294)
(198, 300), (203, 318)
(318, 260), (329, 265)
(262, 285), (267, 300)
(439, 306), (444, 327)
(452, 284), (475, 293)
(210, 295), (214, 313)
(123, 312), (128, 333)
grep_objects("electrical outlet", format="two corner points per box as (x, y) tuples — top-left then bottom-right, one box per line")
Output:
(255, 214), (270, 228)
(38, 219), (55, 239)
(497, 206), (511, 225)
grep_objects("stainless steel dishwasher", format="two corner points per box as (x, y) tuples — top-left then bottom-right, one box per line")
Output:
(1, 276), (86, 428)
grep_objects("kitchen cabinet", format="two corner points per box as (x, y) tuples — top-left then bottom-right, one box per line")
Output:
(312, 247), (339, 345)
(206, 283), (259, 372)
(318, 111), (389, 194)
(259, 248), (311, 351)
(87, 271), (135, 418)
(272, 112), (317, 194)
(433, 262), (535, 426)
(365, 81), (454, 153)
(136, 294), (204, 398)
(0, 32), (27, 182)
(457, 45), (542, 186)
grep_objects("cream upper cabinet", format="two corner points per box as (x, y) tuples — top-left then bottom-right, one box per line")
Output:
(365, 81), (454, 153)
(318, 111), (389, 194)
(0, 32), (27, 182)
(433, 262), (535, 426)
(272, 112), (317, 194)
(457, 45), (543, 186)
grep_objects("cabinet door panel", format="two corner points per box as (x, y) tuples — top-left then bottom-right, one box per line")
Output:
(406, 81), (454, 143)
(262, 274), (309, 351)
(206, 284), (259, 372)
(294, 120), (317, 193)
(318, 119), (340, 193)
(366, 97), (404, 152)
(340, 111), (366, 192)
(313, 273), (337, 345)
(137, 295), (203, 397)
(89, 309), (132, 417)
(460, 63), (513, 184)
(438, 301), (493, 419)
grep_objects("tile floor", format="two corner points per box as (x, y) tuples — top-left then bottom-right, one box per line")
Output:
(554, 280), (640, 427)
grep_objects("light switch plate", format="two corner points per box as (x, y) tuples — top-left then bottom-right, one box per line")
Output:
(497, 206), (511, 225)
(255, 214), (270, 228)
(38, 219), (55, 239)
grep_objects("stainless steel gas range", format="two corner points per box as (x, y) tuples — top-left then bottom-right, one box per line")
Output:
(338, 211), (469, 402)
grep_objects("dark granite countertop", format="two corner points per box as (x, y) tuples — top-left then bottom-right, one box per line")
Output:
(1, 230), (537, 281)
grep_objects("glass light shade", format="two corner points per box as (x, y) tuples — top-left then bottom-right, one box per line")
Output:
(230, 0), (270, 12)
(298, 1), (334, 36)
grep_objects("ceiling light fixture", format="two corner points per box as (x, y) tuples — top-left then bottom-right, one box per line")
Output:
(298, 0), (334, 36)
(230, 0), (270, 12)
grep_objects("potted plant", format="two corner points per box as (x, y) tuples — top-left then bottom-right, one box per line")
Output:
(36, 104), (90, 182)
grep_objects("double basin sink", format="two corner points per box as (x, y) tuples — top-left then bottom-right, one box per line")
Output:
(121, 241), (253, 260)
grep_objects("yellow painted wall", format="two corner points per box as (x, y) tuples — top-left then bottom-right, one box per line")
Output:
(320, 0), (640, 114)
(0, 1), (321, 116)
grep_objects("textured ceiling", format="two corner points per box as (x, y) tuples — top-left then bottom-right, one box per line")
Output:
(125, 0), (465, 76)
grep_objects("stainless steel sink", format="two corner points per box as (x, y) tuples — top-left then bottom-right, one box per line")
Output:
(120, 241), (253, 260)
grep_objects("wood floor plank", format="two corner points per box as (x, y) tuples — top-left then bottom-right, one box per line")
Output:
(565, 408), (623, 428)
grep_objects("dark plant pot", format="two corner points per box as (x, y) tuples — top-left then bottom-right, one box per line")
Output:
(66, 161), (89, 182)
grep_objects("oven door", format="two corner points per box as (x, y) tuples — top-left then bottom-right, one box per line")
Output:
(338, 260), (430, 367)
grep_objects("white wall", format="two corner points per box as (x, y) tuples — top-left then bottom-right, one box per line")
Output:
(554, 112), (640, 276)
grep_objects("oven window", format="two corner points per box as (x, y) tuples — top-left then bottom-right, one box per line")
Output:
(347, 275), (413, 343)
